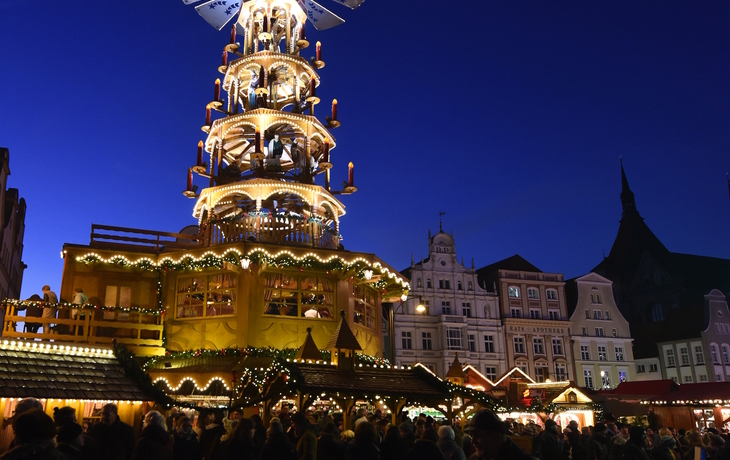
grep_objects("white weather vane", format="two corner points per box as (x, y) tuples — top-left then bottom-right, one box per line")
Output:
(182, 0), (364, 31)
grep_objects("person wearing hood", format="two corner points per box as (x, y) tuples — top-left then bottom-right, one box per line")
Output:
(622, 426), (650, 460)
(653, 435), (678, 460)
(131, 411), (173, 460)
(437, 425), (466, 460)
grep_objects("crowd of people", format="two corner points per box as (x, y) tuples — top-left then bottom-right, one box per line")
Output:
(2, 398), (730, 460)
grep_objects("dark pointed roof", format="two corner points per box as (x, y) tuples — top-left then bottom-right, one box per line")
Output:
(445, 354), (466, 379)
(620, 159), (640, 220)
(296, 327), (325, 361)
(477, 254), (542, 275)
(325, 310), (362, 351)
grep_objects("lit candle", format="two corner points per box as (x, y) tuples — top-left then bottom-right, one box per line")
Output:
(215, 78), (221, 101)
(221, 50), (227, 66)
(331, 99), (338, 121)
(230, 23), (237, 44)
(323, 139), (329, 163)
(348, 162), (354, 187)
(205, 107), (211, 125)
(316, 41), (321, 61)
(187, 168), (193, 191)
(197, 140), (203, 166)
(255, 127), (261, 152)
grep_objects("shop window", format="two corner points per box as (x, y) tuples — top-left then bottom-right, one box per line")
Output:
(262, 274), (335, 319)
(177, 273), (237, 319)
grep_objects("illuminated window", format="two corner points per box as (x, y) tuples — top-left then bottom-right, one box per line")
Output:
(584, 370), (593, 388)
(508, 286), (520, 298)
(352, 284), (377, 329)
(262, 274), (335, 320)
(598, 346), (607, 361)
(177, 273), (237, 319)
(104, 285), (132, 320)
(615, 346), (624, 362)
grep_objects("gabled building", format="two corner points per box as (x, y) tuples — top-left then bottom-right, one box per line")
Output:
(566, 272), (635, 390)
(477, 255), (574, 383)
(0, 148), (26, 301)
(592, 161), (730, 380)
(396, 228), (505, 379)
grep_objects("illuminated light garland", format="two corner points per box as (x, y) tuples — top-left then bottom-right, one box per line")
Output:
(3, 298), (162, 316)
(152, 376), (231, 392)
(0, 339), (113, 357)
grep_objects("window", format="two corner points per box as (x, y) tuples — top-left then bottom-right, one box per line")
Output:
(684, 375), (693, 383)
(529, 309), (541, 319)
(468, 281), (473, 291)
(441, 301), (451, 315)
(514, 336), (525, 354)
(649, 364), (658, 372)
(601, 371), (611, 388)
(591, 294), (602, 304)
(446, 328), (462, 350)
(417, 278), (422, 288)
(427, 279), (432, 288)
(595, 327), (605, 337)
(593, 310), (602, 320)
(546, 289), (558, 300)
(352, 284), (377, 328)
(533, 338), (545, 355)
(548, 310), (560, 320)
(580, 345), (590, 360)
(510, 307), (522, 318)
(468, 334), (476, 352)
(535, 364), (548, 382)
(711, 344), (720, 364)
(485, 367), (497, 381)
(262, 274), (337, 319)
(517, 361), (528, 373)
(680, 347), (689, 366)
(401, 331), (412, 349)
(695, 346), (704, 365)
(439, 280), (451, 289)
(582, 327), (587, 336)
(552, 338), (564, 356)
(637, 365), (645, 373)
(178, 273), (237, 319)
(528, 288), (539, 299)
(484, 335), (495, 353)
(612, 328), (618, 338)
(584, 370), (593, 388)
(462, 302), (472, 318)
(615, 346), (624, 362)
(555, 363), (567, 381)
(666, 349), (676, 367)
(509, 286), (520, 298)
(700, 374), (708, 382)
(458, 281), (463, 290)
(598, 346), (607, 361)
(422, 332), (432, 350)
(585, 309), (590, 319)
(671, 376), (678, 383)
(723, 344), (730, 365)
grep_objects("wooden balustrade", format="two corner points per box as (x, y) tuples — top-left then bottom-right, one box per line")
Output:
(202, 215), (338, 249)
(0, 302), (165, 356)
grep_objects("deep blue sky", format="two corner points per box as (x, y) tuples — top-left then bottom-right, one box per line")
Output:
(1, 1), (729, 300)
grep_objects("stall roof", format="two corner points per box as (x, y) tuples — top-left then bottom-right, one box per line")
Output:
(598, 380), (679, 397)
(0, 343), (150, 401)
(646, 382), (730, 403)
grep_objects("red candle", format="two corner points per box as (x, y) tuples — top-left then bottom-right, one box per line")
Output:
(255, 127), (261, 152)
(259, 66), (266, 88)
(309, 78), (316, 98)
(230, 24), (237, 44)
(187, 168), (193, 191)
(214, 78), (221, 101)
(323, 139), (330, 163)
(205, 107), (211, 125)
(316, 41), (321, 61)
(263, 14), (268, 33)
(221, 50), (227, 66)
(348, 162), (354, 187)
(197, 140), (204, 166)
(300, 21), (306, 40)
(331, 99), (338, 121)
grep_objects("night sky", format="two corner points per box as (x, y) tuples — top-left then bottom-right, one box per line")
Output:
(2, 1), (729, 300)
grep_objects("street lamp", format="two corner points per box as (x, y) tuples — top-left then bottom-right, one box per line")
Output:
(387, 296), (426, 362)
(416, 297), (426, 313)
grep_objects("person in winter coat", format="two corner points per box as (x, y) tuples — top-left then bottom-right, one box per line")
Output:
(87, 403), (136, 460)
(585, 423), (609, 460)
(566, 428), (586, 460)
(292, 411), (318, 460)
(258, 420), (297, 460)
(219, 418), (256, 460)
(380, 426), (408, 460)
(131, 411), (173, 460)
(534, 419), (569, 460)
(654, 436), (678, 460)
(437, 425), (466, 460)
(317, 423), (343, 460)
(0, 409), (65, 460)
(345, 421), (380, 460)
(404, 428), (445, 460)
(53, 406), (101, 460)
(622, 426), (650, 460)
(173, 416), (202, 460)
(464, 410), (532, 460)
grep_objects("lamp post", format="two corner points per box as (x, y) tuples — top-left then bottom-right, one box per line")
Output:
(387, 296), (425, 363)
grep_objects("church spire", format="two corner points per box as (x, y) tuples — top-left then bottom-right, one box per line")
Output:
(620, 158), (640, 220)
